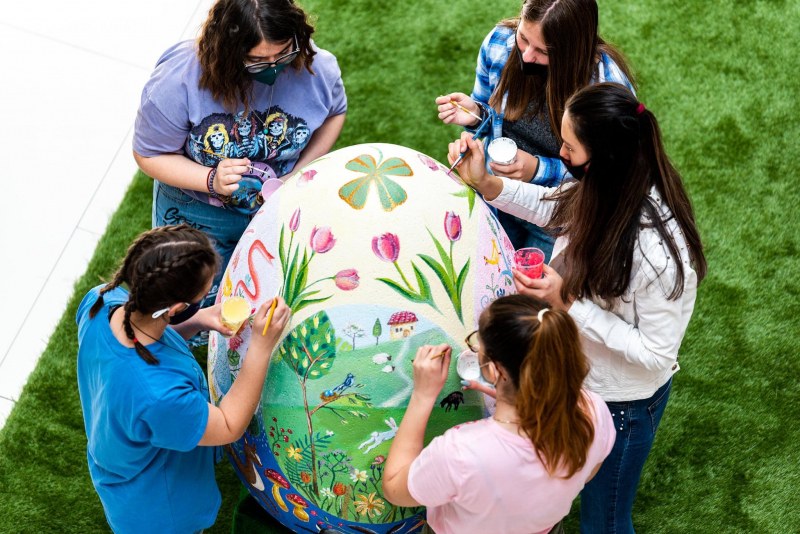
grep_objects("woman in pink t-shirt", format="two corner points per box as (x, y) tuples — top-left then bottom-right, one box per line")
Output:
(382, 294), (615, 534)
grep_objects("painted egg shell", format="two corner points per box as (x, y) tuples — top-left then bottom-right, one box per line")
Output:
(208, 143), (516, 533)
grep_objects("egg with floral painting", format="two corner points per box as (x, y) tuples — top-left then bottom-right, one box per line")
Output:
(207, 143), (516, 533)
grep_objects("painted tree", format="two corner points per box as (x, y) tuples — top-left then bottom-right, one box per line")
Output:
(372, 317), (382, 345)
(342, 323), (365, 350)
(279, 311), (371, 495)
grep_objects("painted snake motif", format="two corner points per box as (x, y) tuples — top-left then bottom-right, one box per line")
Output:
(234, 239), (275, 300)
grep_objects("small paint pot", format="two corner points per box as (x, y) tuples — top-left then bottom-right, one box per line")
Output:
(456, 350), (492, 386)
(487, 137), (518, 165)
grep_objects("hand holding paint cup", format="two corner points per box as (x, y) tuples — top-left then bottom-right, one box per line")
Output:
(514, 247), (545, 279)
(487, 137), (518, 165)
(220, 296), (251, 336)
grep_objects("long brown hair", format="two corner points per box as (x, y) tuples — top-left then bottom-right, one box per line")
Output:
(89, 225), (219, 364)
(548, 82), (707, 302)
(479, 294), (593, 477)
(489, 0), (634, 140)
(197, 0), (316, 111)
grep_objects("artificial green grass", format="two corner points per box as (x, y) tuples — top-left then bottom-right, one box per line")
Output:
(1, 0), (798, 532)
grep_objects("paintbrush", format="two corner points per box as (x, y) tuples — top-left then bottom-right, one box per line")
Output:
(261, 298), (278, 336)
(446, 115), (491, 176)
(449, 99), (483, 123)
(431, 350), (448, 360)
(203, 149), (269, 176)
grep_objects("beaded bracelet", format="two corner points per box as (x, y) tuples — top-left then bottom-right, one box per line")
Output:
(206, 167), (230, 203)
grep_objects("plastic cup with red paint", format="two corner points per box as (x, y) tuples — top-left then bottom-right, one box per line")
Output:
(514, 247), (545, 279)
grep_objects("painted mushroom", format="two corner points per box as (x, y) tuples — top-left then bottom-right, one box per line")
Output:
(286, 493), (310, 522)
(264, 469), (289, 512)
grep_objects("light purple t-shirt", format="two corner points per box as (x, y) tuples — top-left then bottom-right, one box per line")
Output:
(408, 390), (615, 534)
(134, 40), (347, 214)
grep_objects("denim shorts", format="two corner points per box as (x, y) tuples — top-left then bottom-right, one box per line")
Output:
(152, 180), (251, 307)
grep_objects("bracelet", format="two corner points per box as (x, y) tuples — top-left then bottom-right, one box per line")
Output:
(206, 167), (230, 203)
(475, 101), (490, 124)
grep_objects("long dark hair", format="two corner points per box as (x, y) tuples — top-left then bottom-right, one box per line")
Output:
(490, 0), (634, 140)
(479, 294), (593, 477)
(548, 82), (707, 302)
(197, 0), (316, 111)
(89, 225), (219, 364)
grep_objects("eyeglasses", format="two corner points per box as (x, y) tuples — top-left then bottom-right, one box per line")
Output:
(243, 36), (300, 73)
(465, 330), (481, 353)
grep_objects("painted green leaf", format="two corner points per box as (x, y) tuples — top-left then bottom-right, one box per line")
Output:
(419, 254), (454, 298)
(278, 311), (337, 379)
(278, 225), (287, 275)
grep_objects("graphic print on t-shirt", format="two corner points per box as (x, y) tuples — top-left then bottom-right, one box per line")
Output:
(185, 106), (310, 214)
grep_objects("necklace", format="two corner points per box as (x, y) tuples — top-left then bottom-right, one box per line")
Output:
(492, 415), (520, 425)
(129, 319), (164, 343)
(251, 84), (277, 131)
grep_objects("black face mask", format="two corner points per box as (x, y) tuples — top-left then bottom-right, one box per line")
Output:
(518, 50), (548, 77)
(560, 156), (590, 180)
(169, 301), (203, 324)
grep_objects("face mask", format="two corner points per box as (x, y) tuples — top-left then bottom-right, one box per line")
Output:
(249, 63), (288, 85)
(560, 156), (590, 180)
(152, 300), (203, 325)
(170, 301), (203, 324)
(518, 50), (548, 77)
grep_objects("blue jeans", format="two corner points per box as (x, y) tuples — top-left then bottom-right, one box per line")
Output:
(152, 181), (251, 326)
(496, 210), (555, 262)
(580, 379), (672, 534)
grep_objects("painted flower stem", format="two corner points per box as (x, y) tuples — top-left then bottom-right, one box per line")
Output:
(392, 261), (414, 291)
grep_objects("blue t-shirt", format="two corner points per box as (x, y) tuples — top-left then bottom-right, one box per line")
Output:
(134, 39), (347, 214)
(76, 286), (220, 533)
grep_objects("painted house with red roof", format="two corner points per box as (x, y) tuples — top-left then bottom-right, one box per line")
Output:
(387, 311), (418, 340)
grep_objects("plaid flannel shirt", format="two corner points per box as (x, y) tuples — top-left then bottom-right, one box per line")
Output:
(471, 25), (635, 186)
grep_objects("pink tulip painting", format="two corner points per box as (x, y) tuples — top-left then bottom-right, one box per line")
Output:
(297, 169), (317, 187)
(334, 269), (360, 291)
(310, 226), (336, 254)
(289, 208), (301, 233)
(444, 211), (462, 242)
(372, 233), (401, 263)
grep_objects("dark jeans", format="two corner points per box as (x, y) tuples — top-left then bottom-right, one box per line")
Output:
(580, 379), (673, 534)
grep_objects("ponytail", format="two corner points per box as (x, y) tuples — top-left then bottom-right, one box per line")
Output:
(480, 295), (593, 478)
(637, 108), (707, 289)
(516, 308), (593, 477)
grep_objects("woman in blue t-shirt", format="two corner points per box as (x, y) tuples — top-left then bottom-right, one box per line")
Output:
(133, 0), (347, 338)
(76, 225), (289, 533)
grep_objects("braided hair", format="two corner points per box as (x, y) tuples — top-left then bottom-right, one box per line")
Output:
(89, 225), (219, 364)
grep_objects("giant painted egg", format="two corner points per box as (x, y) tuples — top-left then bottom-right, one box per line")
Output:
(208, 143), (516, 533)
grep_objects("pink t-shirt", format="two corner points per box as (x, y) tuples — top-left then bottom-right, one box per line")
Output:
(407, 390), (614, 534)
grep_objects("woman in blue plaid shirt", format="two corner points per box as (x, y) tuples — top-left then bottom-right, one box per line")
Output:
(437, 0), (635, 260)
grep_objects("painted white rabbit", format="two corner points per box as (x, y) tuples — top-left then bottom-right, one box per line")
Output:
(358, 418), (398, 453)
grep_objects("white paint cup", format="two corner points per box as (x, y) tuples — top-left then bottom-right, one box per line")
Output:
(487, 137), (518, 165)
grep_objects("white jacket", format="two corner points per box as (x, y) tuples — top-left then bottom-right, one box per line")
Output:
(488, 178), (697, 401)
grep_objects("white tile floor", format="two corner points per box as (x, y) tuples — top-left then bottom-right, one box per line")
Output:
(0, 0), (215, 429)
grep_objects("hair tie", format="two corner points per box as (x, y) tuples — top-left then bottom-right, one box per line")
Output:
(537, 308), (550, 323)
(132, 337), (139, 344)
(636, 103), (646, 115)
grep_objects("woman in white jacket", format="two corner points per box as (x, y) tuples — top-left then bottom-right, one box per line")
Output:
(449, 82), (707, 534)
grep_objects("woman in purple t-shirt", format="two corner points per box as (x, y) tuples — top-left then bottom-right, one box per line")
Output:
(382, 295), (615, 534)
(133, 0), (347, 341)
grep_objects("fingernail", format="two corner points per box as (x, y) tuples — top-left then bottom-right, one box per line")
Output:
(460, 380), (470, 386)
